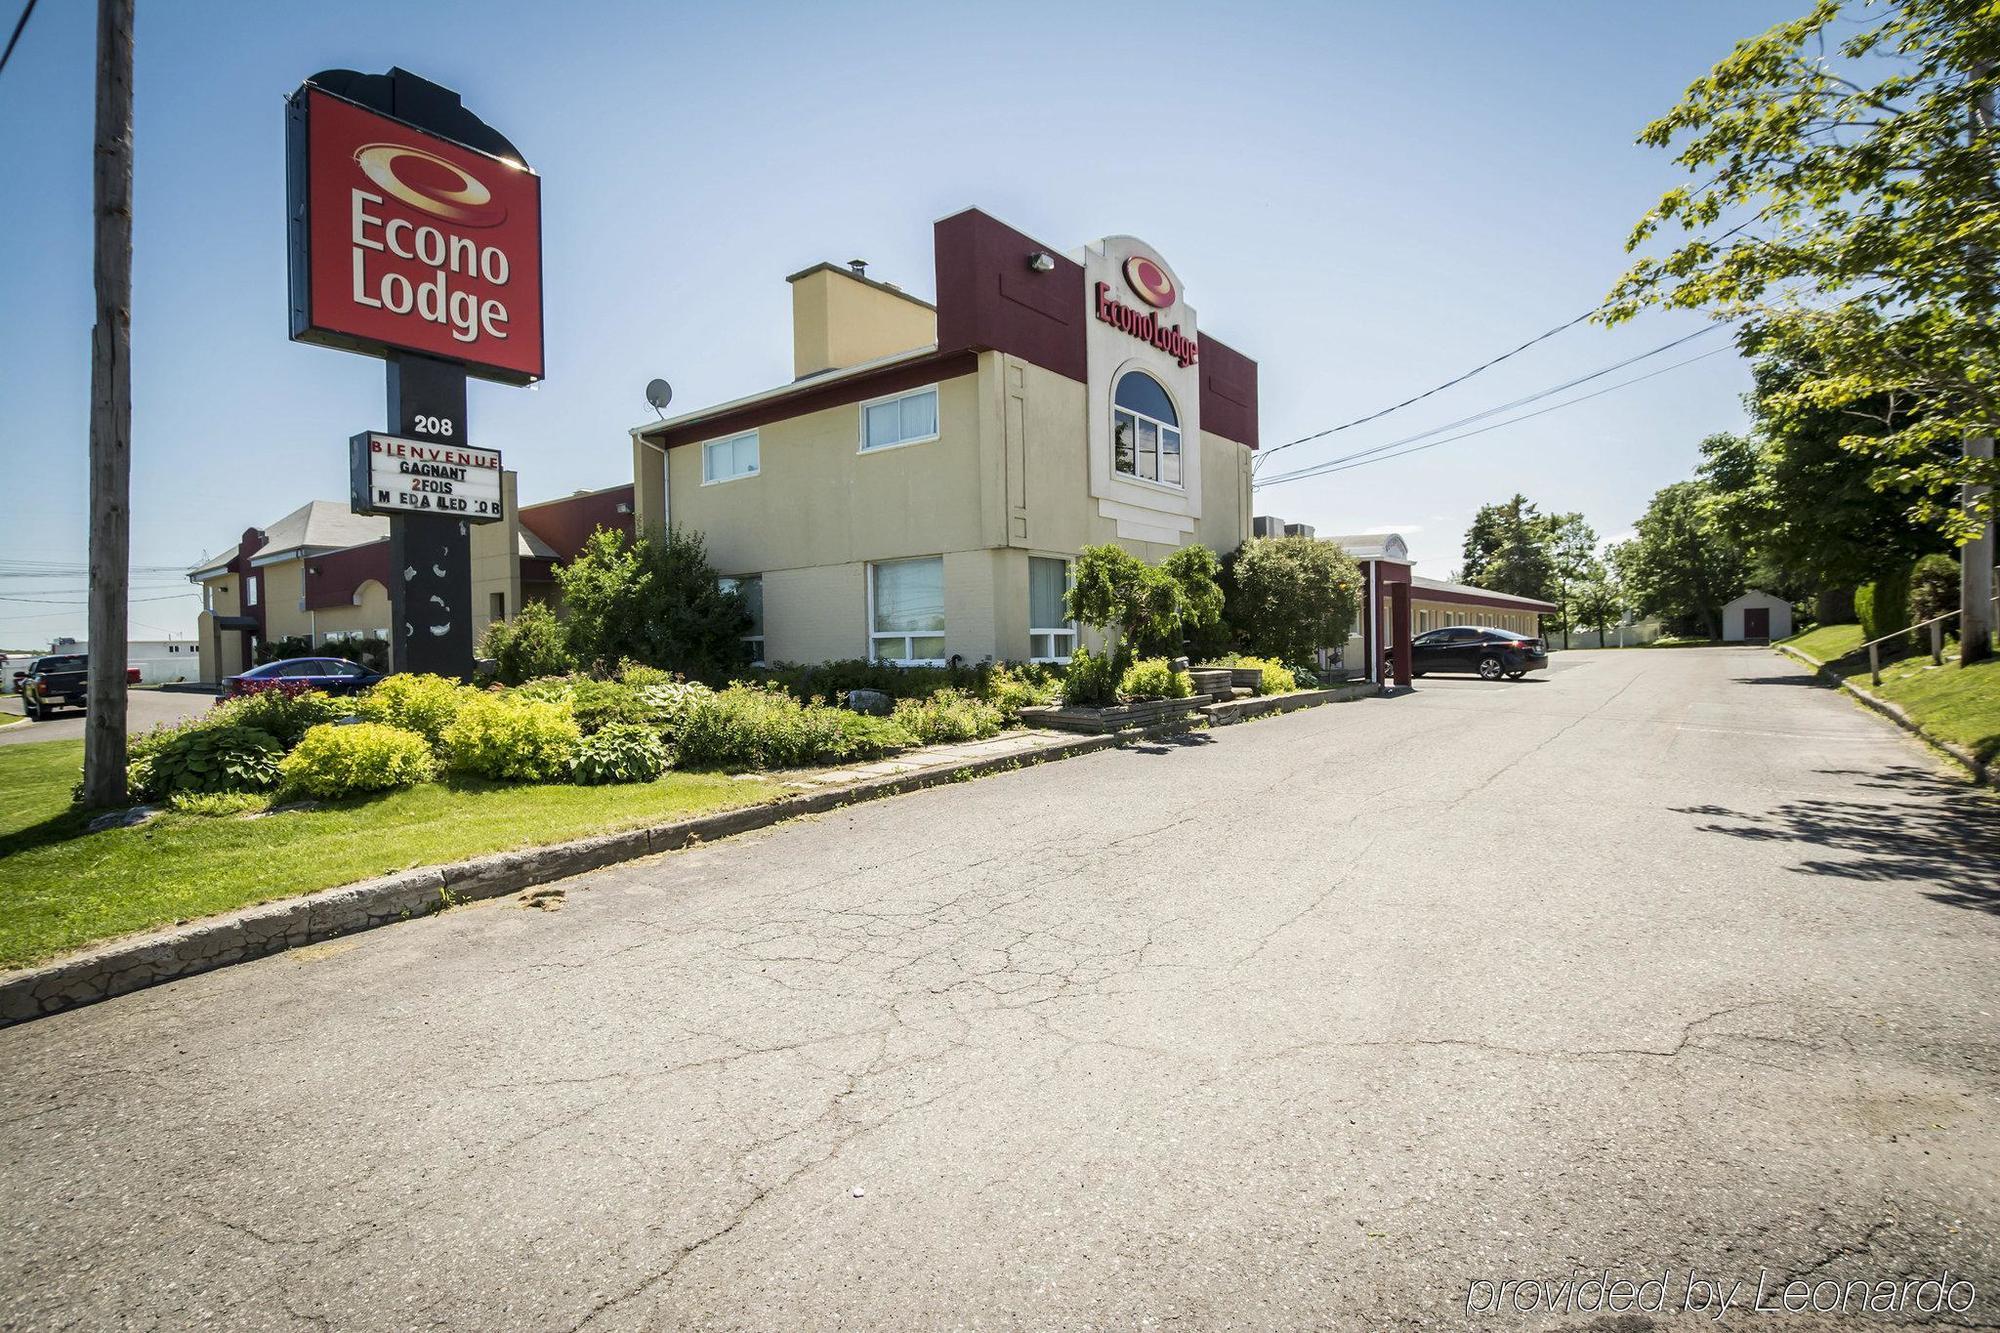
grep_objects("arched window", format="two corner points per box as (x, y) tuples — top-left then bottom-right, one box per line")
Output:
(1113, 371), (1182, 486)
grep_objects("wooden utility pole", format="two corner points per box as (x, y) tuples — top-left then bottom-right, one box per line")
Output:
(82, 0), (134, 807)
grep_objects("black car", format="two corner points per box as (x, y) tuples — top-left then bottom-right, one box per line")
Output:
(224, 657), (384, 697)
(1409, 627), (1549, 680)
(17, 654), (89, 719)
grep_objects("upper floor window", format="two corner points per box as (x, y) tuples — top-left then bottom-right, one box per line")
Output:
(702, 430), (760, 484)
(860, 385), (939, 452)
(1112, 371), (1182, 487)
(244, 574), (259, 607)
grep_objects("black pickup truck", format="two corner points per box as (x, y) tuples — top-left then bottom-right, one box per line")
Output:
(16, 654), (89, 720)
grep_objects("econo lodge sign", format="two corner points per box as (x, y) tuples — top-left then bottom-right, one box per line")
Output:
(289, 87), (544, 384)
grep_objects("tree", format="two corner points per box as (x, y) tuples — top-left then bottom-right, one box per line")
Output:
(1542, 512), (1599, 649)
(1619, 482), (1748, 639)
(556, 526), (750, 682)
(1459, 495), (1555, 601)
(1604, 0), (1997, 659)
(1695, 328), (1949, 603)
(478, 601), (573, 685)
(1154, 544), (1225, 655)
(1223, 536), (1362, 666)
(1575, 558), (1625, 645)
(1065, 544), (1183, 666)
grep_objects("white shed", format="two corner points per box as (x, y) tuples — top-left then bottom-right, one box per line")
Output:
(1723, 590), (1793, 643)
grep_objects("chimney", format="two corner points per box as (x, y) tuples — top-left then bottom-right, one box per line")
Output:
(786, 261), (937, 380)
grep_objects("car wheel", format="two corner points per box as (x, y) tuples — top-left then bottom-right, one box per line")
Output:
(1478, 655), (1503, 680)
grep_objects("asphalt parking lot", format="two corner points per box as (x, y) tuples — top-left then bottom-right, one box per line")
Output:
(1, 646), (1994, 1329)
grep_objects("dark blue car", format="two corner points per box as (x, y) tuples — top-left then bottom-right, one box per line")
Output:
(224, 657), (384, 698)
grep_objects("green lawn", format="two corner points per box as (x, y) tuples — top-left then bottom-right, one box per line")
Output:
(1781, 622), (1866, 663)
(1841, 649), (2000, 767)
(0, 739), (776, 971)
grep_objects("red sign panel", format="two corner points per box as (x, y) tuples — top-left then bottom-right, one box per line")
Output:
(292, 88), (543, 383)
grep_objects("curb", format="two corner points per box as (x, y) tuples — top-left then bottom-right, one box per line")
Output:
(1775, 644), (1994, 786)
(0, 719), (1210, 1028)
(1203, 681), (1382, 724)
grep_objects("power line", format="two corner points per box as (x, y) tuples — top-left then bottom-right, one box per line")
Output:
(1254, 345), (1734, 491)
(1258, 323), (1729, 485)
(0, 591), (196, 607)
(1253, 304), (1607, 472)
(0, 0), (35, 81)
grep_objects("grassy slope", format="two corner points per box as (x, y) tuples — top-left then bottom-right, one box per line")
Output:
(1782, 623), (1865, 663)
(1842, 651), (2000, 766)
(0, 739), (774, 971)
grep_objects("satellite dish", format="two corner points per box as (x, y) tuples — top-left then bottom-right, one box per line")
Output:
(644, 378), (674, 418)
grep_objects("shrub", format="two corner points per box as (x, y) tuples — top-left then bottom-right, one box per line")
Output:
(511, 675), (578, 706)
(254, 635), (313, 666)
(568, 678), (654, 735)
(479, 602), (574, 685)
(211, 685), (348, 748)
(443, 694), (581, 782)
(279, 722), (436, 799)
(631, 678), (714, 742)
(354, 673), (470, 747)
(557, 526), (750, 682)
(984, 664), (1061, 719)
(1119, 657), (1192, 700)
(1206, 654), (1296, 695)
(167, 791), (272, 817)
(756, 658), (989, 703)
(570, 722), (669, 785)
(1061, 647), (1121, 707)
(1224, 536), (1362, 665)
(673, 684), (914, 769)
(1908, 554), (1960, 627)
(321, 634), (390, 672)
(892, 689), (1004, 745)
(1857, 563), (1913, 649)
(146, 724), (284, 796)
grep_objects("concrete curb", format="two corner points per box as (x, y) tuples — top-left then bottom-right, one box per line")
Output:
(1203, 681), (1382, 725)
(1775, 644), (1994, 786)
(0, 718), (1215, 1028)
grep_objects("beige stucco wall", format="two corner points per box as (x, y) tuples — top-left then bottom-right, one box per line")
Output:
(310, 581), (391, 642)
(1410, 600), (1543, 637)
(470, 471), (524, 645)
(633, 349), (1254, 665)
(790, 266), (936, 379)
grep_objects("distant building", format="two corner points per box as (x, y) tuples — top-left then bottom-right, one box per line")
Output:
(187, 479), (632, 683)
(1722, 590), (1792, 643)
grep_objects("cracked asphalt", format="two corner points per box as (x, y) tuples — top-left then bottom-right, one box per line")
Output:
(3, 646), (1998, 1331)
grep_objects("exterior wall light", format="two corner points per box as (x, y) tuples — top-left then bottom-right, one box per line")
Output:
(1027, 251), (1055, 272)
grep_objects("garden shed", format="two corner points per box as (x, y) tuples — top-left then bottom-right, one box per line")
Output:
(1723, 590), (1793, 643)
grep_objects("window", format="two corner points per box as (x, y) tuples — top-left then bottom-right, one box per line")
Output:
(245, 575), (259, 607)
(1418, 609), (1431, 633)
(869, 557), (945, 664)
(1028, 556), (1075, 662)
(719, 575), (765, 663)
(1112, 370), (1182, 487)
(702, 430), (759, 484)
(860, 385), (939, 452)
(489, 592), (506, 623)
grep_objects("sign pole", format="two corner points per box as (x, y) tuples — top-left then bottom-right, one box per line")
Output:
(384, 353), (475, 677)
(82, 0), (134, 809)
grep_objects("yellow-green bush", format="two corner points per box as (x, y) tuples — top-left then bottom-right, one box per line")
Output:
(354, 673), (473, 747)
(442, 695), (581, 782)
(1119, 658), (1192, 700)
(892, 689), (1004, 744)
(279, 722), (437, 799)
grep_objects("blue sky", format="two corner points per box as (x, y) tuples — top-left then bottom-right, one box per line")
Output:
(0, 0), (1804, 647)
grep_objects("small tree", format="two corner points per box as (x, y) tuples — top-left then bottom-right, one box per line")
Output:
(1908, 554), (1960, 627)
(1224, 536), (1361, 665)
(478, 601), (573, 685)
(556, 526), (751, 683)
(1152, 544), (1225, 656)
(1575, 559), (1624, 646)
(1066, 544), (1182, 667)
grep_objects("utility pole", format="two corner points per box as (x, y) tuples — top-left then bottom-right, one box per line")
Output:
(82, 0), (134, 807)
(1965, 74), (1998, 665)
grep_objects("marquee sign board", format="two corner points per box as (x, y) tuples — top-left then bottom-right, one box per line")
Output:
(349, 431), (502, 520)
(287, 82), (544, 384)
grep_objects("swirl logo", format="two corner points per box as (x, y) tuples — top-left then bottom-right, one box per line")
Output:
(353, 143), (508, 228)
(1123, 255), (1176, 309)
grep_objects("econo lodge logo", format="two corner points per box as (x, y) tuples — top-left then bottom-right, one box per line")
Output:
(298, 88), (544, 382)
(1123, 255), (1177, 309)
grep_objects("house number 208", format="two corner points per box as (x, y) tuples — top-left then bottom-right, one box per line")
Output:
(413, 415), (455, 437)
